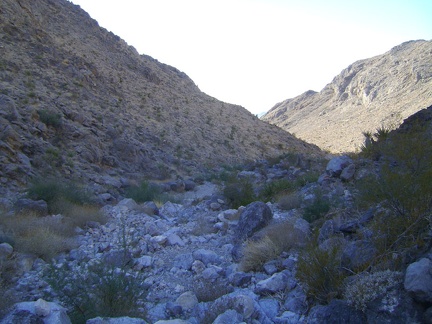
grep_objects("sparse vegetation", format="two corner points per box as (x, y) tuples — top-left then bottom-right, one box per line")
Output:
(296, 237), (347, 304)
(45, 261), (148, 323)
(223, 177), (256, 208)
(124, 180), (162, 203)
(37, 109), (62, 128)
(302, 190), (331, 223)
(344, 270), (403, 312)
(240, 220), (305, 271)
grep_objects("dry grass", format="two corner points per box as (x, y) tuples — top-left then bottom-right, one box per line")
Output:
(0, 205), (104, 261)
(240, 236), (280, 272)
(239, 219), (304, 272)
(277, 192), (302, 210)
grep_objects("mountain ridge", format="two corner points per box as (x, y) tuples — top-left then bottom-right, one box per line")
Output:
(262, 39), (432, 153)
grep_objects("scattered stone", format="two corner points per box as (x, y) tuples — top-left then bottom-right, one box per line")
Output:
(87, 317), (147, 323)
(212, 309), (243, 324)
(255, 272), (287, 295)
(175, 291), (198, 311)
(404, 258), (432, 303)
(326, 155), (353, 177)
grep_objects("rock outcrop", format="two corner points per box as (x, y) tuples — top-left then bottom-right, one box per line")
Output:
(262, 40), (432, 153)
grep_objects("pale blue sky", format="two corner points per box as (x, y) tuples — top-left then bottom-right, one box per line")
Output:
(70, 0), (431, 114)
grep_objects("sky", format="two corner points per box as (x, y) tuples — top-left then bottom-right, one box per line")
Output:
(70, 0), (432, 115)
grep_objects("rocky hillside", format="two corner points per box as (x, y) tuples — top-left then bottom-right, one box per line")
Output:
(262, 40), (432, 153)
(0, 0), (320, 195)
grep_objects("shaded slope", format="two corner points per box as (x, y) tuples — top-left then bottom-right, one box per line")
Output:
(0, 0), (321, 191)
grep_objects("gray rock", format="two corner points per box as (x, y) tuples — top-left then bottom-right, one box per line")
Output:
(173, 253), (194, 270)
(166, 233), (185, 247)
(307, 299), (365, 323)
(0, 299), (71, 324)
(340, 163), (356, 181)
(175, 291), (198, 311)
(0, 94), (20, 121)
(255, 272), (287, 295)
(117, 198), (139, 211)
(192, 248), (221, 266)
(259, 298), (279, 319)
(341, 240), (377, 270)
(229, 272), (253, 287)
(102, 250), (133, 268)
(134, 255), (152, 270)
(232, 201), (272, 261)
(326, 155), (353, 177)
(213, 309), (243, 324)
(404, 258), (432, 303)
(234, 202), (272, 243)
(274, 311), (302, 324)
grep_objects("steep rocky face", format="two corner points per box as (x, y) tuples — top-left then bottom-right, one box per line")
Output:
(0, 0), (321, 193)
(262, 40), (432, 153)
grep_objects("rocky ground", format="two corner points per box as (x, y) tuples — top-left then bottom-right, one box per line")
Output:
(1, 153), (432, 323)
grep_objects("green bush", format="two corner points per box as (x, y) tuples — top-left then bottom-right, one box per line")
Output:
(45, 262), (148, 323)
(223, 177), (256, 208)
(124, 181), (161, 203)
(356, 122), (432, 268)
(38, 109), (62, 128)
(296, 238), (347, 304)
(303, 191), (331, 223)
(259, 179), (296, 202)
(27, 178), (92, 212)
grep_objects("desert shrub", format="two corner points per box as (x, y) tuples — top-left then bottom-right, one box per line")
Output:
(296, 237), (347, 304)
(344, 270), (403, 312)
(124, 181), (161, 203)
(37, 109), (62, 128)
(295, 171), (320, 187)
(277, 192), (302, 210)
(45, 261), (148, 323)
(359, 126), (392, 159)
(356, 123), (432, 267)
(223, 177), (256, 208)
(15, 227), (76, 261)
(259, 179), (296, 202)
(1, 212), (78, 260)
(51, 201), (106, 228)
(240, 236), (280, 272)
(302, 191), (331, 223)
(27, 178), (93, 212)
(240, 220), (303, 272)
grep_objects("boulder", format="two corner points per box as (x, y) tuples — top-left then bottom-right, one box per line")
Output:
(192, 249), (221, 266)
(307, 299), (366, 323)
(234, 202), (272, 243)
(0, 299), (71, 324)
(341, 240), (377, 270)
(175, 291), (198, 311)
(255, 272), (288, 295)
(213, 309), (244, 324)
(326, 155), (353, 177)
(404, 258), (432, 303)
